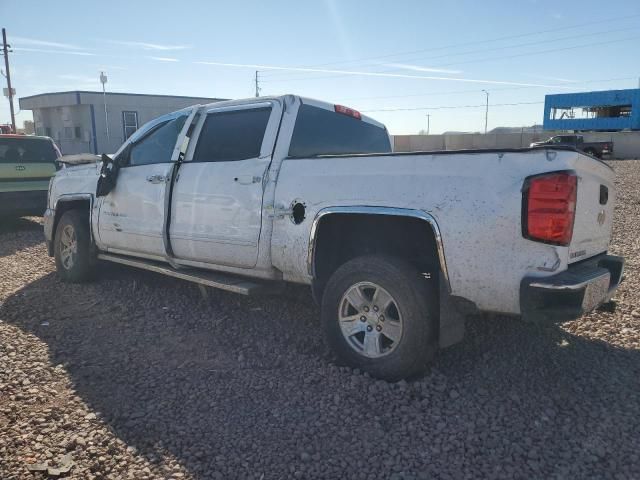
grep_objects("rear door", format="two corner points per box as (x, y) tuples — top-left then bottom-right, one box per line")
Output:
(169, 101), (282, 268)
(97, 111), (192, 257)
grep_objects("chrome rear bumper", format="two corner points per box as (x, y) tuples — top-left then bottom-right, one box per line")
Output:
(520, 254), (624, 322)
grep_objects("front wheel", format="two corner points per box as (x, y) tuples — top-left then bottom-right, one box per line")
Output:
(321, 255), (437, 381)
(54, 210), (94, 283)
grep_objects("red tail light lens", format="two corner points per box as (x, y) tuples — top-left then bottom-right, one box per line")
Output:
(334, 104), (361, 120)
(523, 172), (577, 246)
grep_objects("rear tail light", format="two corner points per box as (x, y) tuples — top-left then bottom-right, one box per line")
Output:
(522, 171), (577, 246)
(334, 104), (361, 120)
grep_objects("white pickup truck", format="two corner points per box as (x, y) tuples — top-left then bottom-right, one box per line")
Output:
(44, 95), (624, 380)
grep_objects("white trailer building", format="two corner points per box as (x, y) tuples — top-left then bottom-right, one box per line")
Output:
(19, 91), (224, 155)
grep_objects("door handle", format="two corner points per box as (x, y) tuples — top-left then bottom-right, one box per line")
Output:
(146, 175), (167, 184)
(234, 175), (261, 185)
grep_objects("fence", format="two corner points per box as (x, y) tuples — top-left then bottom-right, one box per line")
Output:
(393, 131), (640, 159)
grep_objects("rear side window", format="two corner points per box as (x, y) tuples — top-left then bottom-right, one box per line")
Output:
(0, 137), (58, 164)
(128, 115), (187, 166)
(288, 104), (391, 157)
(193, 107), (271, 162)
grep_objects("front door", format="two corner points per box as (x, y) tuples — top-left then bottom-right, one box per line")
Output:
(169, 102), (281, 268)
(97, 113), (189, 257)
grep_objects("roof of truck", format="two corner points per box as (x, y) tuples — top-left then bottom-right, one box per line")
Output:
(196, 94), (386, 129)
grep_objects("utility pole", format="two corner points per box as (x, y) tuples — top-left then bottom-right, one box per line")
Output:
(482, 89), (489, 134)
(2, 28), (16, 133)
(254, 70), (260, 97)
(100, 71), (109, 145)
(426, 114), (431, 135)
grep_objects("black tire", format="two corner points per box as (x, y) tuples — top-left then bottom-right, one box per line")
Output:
(321, 255), (437, 381)
(54, 210), (94, 283)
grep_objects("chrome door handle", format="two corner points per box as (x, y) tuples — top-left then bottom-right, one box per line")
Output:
(146, 175), (167, 184)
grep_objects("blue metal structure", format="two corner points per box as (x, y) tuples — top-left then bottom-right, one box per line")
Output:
(543, 88), (640, 131)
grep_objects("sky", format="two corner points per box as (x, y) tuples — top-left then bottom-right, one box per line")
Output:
(1, 0), (639, 134)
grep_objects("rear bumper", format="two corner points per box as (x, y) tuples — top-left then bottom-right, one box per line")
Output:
(0, 190), (47, 217)
(521, 254), (624, 322)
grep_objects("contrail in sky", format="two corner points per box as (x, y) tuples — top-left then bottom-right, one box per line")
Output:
(194, 60), (570, 88)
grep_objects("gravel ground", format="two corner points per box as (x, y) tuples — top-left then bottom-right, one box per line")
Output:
(1, 160), (639, 480)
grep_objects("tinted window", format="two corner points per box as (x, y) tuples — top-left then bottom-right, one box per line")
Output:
(128, 115), (186, 166)
(288, 104), (391, 157)
(0, 137), (58, 164)
(193, 107), (271, 162)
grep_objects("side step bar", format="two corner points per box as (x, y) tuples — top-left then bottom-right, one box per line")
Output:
(97, 253), (269, 296)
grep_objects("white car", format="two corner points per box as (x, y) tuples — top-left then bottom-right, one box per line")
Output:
(44, 95), (624, 380)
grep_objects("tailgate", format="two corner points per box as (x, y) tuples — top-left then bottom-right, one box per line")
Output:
(569, 155), (615, 263)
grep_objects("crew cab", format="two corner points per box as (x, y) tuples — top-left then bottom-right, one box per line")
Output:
(530, 134), (612, 159)
(44, 95), (624, 380)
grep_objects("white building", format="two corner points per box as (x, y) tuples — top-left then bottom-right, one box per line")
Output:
(19, 91), (224, 154)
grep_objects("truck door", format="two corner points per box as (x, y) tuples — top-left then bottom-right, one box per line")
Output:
(97, 112), (190, 257)
(169, 101), (282, 268)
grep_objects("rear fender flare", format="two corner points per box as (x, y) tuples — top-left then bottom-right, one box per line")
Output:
(306, 206), (451, 292)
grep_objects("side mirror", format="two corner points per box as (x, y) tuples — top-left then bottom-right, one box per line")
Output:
(96, 154), (120, 197)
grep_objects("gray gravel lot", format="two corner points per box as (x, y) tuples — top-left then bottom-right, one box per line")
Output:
(1, 160), (639, 479)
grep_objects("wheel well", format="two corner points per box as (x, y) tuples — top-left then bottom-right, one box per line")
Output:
(311, 213), (443, 299)
(53, 199), (91, 241)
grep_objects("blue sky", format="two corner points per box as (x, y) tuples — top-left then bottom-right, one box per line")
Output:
(2, 0), (639, 134)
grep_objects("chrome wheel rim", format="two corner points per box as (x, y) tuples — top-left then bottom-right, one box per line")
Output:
(59, 224), (77, 270)
(338, 282), (403, 358)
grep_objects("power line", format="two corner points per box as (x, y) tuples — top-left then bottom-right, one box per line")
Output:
(262, 34), (640, 84)
(332, 76), (638, 103)
(260, 13), (640, 78)
(362, 101), (544, 113)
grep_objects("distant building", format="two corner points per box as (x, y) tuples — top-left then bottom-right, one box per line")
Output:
(543, 88), (640, 131)
(19, 91), (225, 154)
(488, 125), (543, 134)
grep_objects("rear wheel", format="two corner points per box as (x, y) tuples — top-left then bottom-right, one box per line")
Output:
(321, 255), (437, 381)
(54, 210), (94, 283)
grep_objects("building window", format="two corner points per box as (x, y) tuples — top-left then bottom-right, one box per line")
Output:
(74, 126), (82, 139)
(64, 127), (73, 139)
(45, 127), (52, 137)
(122, 111), (139, 140)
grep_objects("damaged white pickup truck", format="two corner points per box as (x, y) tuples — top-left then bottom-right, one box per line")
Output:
(44, 95), (624, 380)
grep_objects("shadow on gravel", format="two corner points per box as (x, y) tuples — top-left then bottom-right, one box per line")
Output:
(3, 266), (639, 479)
(0, 216), (44, 256)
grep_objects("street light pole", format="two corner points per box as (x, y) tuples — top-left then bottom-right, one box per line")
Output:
(100, 71), (109, 147)
(482, 89), (489, 134)
(426, 114), (430, 135)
